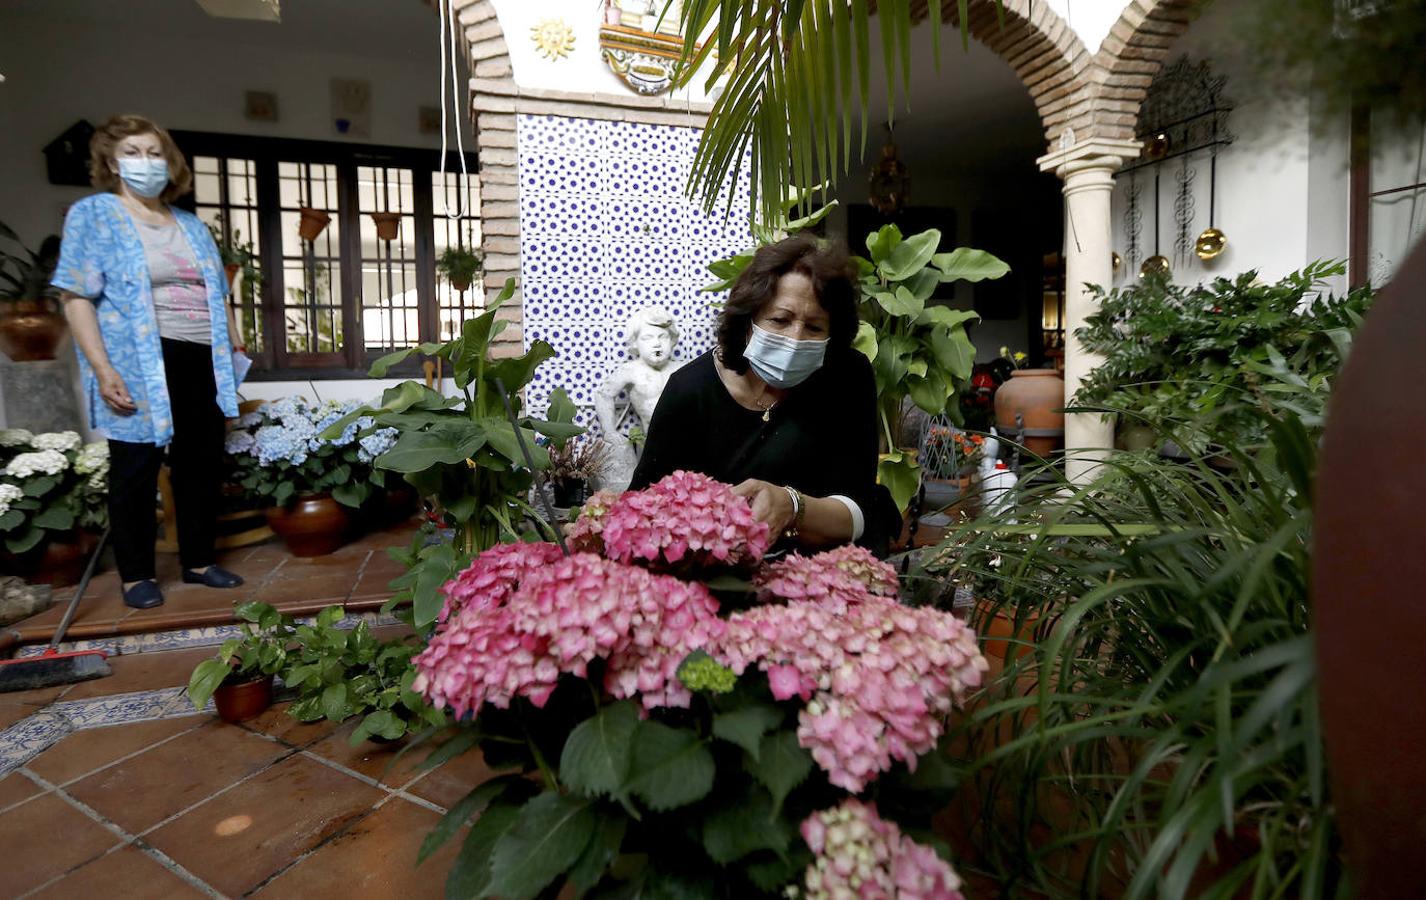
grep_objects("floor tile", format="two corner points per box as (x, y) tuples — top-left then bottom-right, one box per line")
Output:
(403, 743), (507, 810)
(145, 753), (384, 897)
(11, 586), (129, 641)
(0, 791), (122, 895)
(66, 720), (288, 834)
(28, 717), (200, 786)
(253, 796), (457, 899)
(0, 771), (45, 811)
(305, 723), (429, 789)
(28, 844), (208, 900)
(59, 647), (216, 701)
(251, 573), (356, 607)
(240, 702), (340, 749)
(0, 684), (72, 730)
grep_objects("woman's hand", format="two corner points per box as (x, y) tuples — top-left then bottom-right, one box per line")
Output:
(96, 366), (137, 414)
(732, 479), (795, 536)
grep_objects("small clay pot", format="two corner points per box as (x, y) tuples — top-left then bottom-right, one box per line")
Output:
(371, 212), (401, 242)
(0, 530), (100, 587)
(0, 300), (67, 361)
(978, 602), (1040, 662)
(298, 207), (331, 242)
(213, 673), (274, 723)
(265, 493), (352, 557)
(224, 263), (241, 289)
(450, 276), (472, 293)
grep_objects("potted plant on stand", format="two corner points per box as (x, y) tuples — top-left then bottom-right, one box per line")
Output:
(0, 430), (108, 585)
(436, 245), (483, 293)
(187, 601), (296, 723)
(545, 436), (609, 510)
(0, 223), (65, 361)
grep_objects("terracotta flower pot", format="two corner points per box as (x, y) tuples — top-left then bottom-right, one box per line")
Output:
(994, 369), (1066, 459)
(371, 212), (401, 242)
(224, 263), (241, 289)
(0, 530), (99, 587)
(977, 601), (1040, 661)
(0, 300), (67, 361)
(213, 673), (274, 723)
(297, 207), (331, 242)
(450, 276), (472, 293)
(265, 493), (352, 557)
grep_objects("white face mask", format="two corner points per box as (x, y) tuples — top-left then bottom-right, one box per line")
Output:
(118, 158), (169, 199)
(743, 323), (828, 389)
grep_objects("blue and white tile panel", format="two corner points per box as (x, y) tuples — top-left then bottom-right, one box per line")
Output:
(517, 114), (753, 430)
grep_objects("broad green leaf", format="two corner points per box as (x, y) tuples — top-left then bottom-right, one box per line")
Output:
(907, 359), (929, 378)
(931, 327), (976, 382)
(916, 305), (979, 329)
(878, 450), (921, 512)
(743, 730), (813, 817)
(852, 320), (878, 362)
(332, 481), (366, 508)
(22, 475), (57, 497)
(865, 224), (902, 265)
(350, 709), (404, 744)
(560, 700), (639, 800)
(903, 267), (940, 304)
(368, 347), (417, 378)
(484, 792), (597, 900)
(907, 371), (951, 416)
(932, 247), (1010, 282)
(566, 809), (628, 895)
(321, 682), (349, 722)
(487, 340), (558, 395)
(880, 229), (941, 282)
(874, 286), (924, 318)
(627, 721), (715, 812)
(546, 387), (578, 428)
(702, 787), (794, 864)
(412, 543), (459, 629)
(32, 506), (74, 531)
(187, 659), (231, 710)
(419, 775), (523, 864)
(711, 704), (784, 761)
(445, 790), (534, 900)
(478, 418), (548, 469)
(376, 424), (487, 473)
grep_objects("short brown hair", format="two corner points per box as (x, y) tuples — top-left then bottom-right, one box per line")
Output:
(89, 114), (193, 203)
(716, 235), (859, 374)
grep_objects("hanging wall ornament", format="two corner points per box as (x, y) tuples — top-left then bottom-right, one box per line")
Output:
(1124, 173), (1142, 271)
(868, 125), (911, 216)
(1173, 153), (1197, 266)
(598, 0), (696, 96)
(531, 18), (577, 60)
(1141, 169), (1171, 279)
(1196, 142), (1228, 260)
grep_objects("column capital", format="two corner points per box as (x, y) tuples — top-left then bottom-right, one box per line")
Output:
(1037, 136), (1142, 180)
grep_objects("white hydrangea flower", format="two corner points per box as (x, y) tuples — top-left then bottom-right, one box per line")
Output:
(31, 431), (82, 452)
(0, 483), (23, 517)
(74, 442), (110, 476)
(5, 450), (69, 478)
(0, 429), (34, 448)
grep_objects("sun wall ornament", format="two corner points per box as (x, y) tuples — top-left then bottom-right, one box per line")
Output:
(531, 18), (576, 61)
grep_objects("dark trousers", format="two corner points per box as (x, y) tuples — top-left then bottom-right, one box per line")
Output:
(108, 339), (226, 582)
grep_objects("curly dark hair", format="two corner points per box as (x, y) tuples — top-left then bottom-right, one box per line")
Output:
(716, 234), (859, 374)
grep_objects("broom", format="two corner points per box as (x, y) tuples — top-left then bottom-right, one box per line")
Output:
(0, 526), (113, 692)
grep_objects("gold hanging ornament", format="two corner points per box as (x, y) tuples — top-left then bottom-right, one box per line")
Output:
(868, 125), (910, 217)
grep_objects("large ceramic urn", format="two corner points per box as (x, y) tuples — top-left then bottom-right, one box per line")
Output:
(993, 369), (1066, 459)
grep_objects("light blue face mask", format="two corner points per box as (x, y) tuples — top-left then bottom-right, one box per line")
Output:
(118, 158), (169, 199)
(744, 323), (829, 389)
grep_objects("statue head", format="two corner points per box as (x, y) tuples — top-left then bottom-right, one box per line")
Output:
(626, 306), (679, 370)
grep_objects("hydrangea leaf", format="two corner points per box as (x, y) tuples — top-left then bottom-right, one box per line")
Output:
(566, 807), (628, 895)
(702, 787), (793, 864)
(560, 700), (639, 800)
(743, 730), (814, 818)
(627, 721), (715, 812)
(444, 785), (535, 900)
(711, 704), (785, 761)
(418, 774), (524, 865)
(483, 792), (597, 900)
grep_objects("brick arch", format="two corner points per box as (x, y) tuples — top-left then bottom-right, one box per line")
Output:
(885, 0), (1095, 147)
(1081, 0), (1200, 143)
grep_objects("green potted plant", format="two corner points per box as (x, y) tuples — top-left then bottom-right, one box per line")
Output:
(188, 602), (297, 723)
(545, 436), (609, 509)
(0, 430), (108, 585)
(0, 222), (65, 361)
(436, 245), (483, 292)
(281, 605), (446, 744)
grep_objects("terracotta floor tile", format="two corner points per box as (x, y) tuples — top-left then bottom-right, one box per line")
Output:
(146, 753), (383, 897)
(0, 791), (122, 894)
(404, 744), (507, 810)
(67, 720), (288, 834)
(253, 573), (356, 606)
(0, 683), (72, 730)
(28, 717), (201, 786)
(240, 702), (341, 749)
(29, 844), (208, 900)
(253, 796), (456, 899)
(305, 722), (430, 788)
(348, 561), (406, 601)
(0, 771), (45, 811)
(60, 647), (216, 701)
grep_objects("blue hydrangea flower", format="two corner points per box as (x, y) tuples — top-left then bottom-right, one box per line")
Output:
(357, 427), (399, 463)
(255, 421), (313, 466)
(225, 431), (256, 455)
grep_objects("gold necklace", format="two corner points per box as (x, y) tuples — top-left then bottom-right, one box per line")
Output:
(755, 385), (779, 422)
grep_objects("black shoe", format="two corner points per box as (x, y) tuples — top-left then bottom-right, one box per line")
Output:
(123, 579), (165, 609)
(182, 565), (245, 589)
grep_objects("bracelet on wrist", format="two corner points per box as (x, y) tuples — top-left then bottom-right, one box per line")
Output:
(782, 485), (805, 538)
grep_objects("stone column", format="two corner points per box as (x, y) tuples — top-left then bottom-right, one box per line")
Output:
(1038, 138), (1140, 482)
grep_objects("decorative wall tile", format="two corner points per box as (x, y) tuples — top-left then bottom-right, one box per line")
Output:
(518, 113), (754, 437)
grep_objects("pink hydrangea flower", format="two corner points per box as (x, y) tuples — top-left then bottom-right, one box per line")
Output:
(800, 800), (964, 900)
(563, 488), (622, 555)
(757, 544), (901, 608)
(437, 541), (565, 623)
(720, 588), (988, 793)
(600, 471), (771, 571)
(412, 548), (724, 718)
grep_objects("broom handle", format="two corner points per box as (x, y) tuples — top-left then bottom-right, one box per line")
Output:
(50, 525), (110, 651)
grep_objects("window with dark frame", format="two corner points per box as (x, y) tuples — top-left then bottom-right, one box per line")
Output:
(1350, 104), (1426, 288)
(177, 131), (481, 380)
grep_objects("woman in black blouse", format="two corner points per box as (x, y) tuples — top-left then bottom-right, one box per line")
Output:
(630, 235), (898, 552)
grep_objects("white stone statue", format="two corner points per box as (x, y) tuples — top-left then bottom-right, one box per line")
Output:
(594, 306), (682, 492)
